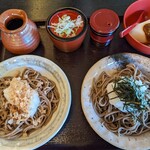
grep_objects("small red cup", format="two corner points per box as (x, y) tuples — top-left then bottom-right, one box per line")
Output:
(90, 9), (120, 46)
(46, 7), (88, 52)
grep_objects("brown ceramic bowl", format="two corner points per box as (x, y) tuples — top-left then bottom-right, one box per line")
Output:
(46, 7), (88, 52)
(123, 0), (150, 55)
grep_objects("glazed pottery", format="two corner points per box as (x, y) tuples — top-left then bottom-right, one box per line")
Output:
(0, 9), (40, 54)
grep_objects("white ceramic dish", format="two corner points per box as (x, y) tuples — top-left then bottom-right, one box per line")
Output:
(81, 53), (150, 150)
(0, 55), (71, 150)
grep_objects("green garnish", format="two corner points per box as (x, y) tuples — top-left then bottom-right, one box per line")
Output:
(113, 76), (149, 121)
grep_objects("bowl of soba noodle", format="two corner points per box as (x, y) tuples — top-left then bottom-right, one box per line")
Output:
(0, 55), (71, 149)
(81, 53), (150, 150)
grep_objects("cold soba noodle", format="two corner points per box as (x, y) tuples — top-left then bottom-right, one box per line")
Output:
(90, 64), (150, 136)
(0, 68), (60, 139)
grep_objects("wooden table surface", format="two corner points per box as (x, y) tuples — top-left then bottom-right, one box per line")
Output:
(0, 0), (149, 150)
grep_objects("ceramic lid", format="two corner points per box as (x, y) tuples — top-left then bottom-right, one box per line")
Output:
(90, 9), (120, 34)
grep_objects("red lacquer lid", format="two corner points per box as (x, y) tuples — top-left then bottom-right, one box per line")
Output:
(90, 9), (120, 34)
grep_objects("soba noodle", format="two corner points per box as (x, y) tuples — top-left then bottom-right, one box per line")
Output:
(0, 67), (60, 139)
(90, 64), (150, 136)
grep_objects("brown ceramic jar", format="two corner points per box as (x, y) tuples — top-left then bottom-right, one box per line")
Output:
(0, 9), (40, 54)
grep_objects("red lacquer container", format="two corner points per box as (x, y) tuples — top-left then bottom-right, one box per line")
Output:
(46, 7), (88, 52)
(90, 9), (120, 46)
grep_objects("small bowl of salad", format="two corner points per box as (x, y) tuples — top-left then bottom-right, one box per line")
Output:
(46, 7), (88, 52)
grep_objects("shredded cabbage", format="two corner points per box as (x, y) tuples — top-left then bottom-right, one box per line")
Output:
(50, 14), (83, 37)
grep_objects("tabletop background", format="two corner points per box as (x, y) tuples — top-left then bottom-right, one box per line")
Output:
(0, 0), (135, 21)
(0, 0), (149, 150)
